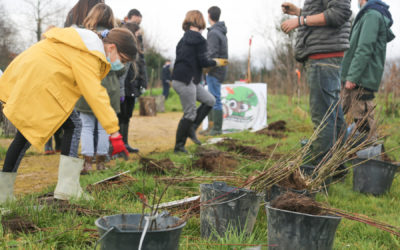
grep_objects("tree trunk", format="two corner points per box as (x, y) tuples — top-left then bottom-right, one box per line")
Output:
(139, 96), (157, 116)
(0, 103), (17, 137)
(155, 95), (165, 113)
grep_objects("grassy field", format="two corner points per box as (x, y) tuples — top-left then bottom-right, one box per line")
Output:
(1, 92), (400, 249)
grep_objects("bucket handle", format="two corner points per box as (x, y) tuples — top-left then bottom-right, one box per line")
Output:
(94, 226), (115, 250)
(202, 193), (248, 207)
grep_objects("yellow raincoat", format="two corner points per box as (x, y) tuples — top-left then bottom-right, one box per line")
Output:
(0, 27), (119, 149)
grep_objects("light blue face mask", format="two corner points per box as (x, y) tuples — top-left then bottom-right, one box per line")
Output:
(107, 55), (125, 71)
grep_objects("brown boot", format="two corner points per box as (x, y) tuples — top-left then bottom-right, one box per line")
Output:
(96, 155), (108, 171)
(81, 156), (93, 175)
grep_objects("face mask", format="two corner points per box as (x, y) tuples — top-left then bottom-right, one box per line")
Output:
(358, 1), (362, 9)
(107, 54), (125, 71)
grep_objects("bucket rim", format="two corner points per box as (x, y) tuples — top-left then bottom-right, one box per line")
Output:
(200, 182), (257, 195)
(95, 214), (187, 233)
(265, 205), (341, 220)
(352, 158), (399, 168)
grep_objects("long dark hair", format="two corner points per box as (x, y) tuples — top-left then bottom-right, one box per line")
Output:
(64, 0), (104, 27)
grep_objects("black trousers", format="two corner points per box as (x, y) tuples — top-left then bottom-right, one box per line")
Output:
(118, 97), (136, 124)
(2, 111), (82, 173)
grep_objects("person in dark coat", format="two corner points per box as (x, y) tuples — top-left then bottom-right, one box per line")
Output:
(117, 21), (144, 153)
(204, 6), (228, 136)
(172, 10), (228, 153)
(162, 60), (172, 99)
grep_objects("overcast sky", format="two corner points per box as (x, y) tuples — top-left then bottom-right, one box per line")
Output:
(4, 0), (400, 64)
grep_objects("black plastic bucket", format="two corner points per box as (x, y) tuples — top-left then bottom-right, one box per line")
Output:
(95, 213), (186, 250)
(353, 158), (398, 196)
(200, 182), (261, 239)
(265, 184), (318, 203)
(266, 205), (341, 250)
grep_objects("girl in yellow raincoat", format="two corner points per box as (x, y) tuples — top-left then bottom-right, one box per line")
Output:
(0, 26), (137, 203)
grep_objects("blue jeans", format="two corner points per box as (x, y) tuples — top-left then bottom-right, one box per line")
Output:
(206, 75), (222, 111)
(306, 57), (346, 163)
(80, 113), (109, 156)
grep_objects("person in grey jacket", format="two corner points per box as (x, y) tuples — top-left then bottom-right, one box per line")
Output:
(281, 0), (351, 172)
(202, 6), (228, 136)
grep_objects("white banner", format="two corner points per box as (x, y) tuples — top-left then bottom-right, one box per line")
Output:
(203, 83), (267, 133)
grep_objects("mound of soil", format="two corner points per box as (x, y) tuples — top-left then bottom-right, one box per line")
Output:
(194, 147), (238, 173)
(271, 192), (324, 216)
(139, 158), (177, 175)
(1, 215), (39, 234)
(277, 169), (308, 190)
(38, 195), (110, 217)
(268, 120), (287, 131)
(256, 120), (288, 138)
(217, 139), (265, 158)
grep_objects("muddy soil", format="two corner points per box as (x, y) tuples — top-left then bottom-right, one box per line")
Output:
(138, 158), (177, 175)
(0, 112), (184, 195)
(217, 139), (282, 160)
(1, 214), (39, 234)
(277, 169), (308, 190)
(271, 192), (325, 216)
(256, 120), (287, 138)
(193, 147), (238, 173)
(38, 196), (110, 217)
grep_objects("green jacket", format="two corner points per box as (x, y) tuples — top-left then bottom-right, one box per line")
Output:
(341, 9), (395, 92)
(75, 70), (122, 114)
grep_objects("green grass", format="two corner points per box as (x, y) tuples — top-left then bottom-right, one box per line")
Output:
(1, 94), (400, 249)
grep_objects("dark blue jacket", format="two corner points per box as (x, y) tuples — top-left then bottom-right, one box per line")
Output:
(172, 30), (216, 85)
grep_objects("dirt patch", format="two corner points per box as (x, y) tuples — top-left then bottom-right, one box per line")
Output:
(256, 120), (287, 139)
(217, 139), (282, 160)
(1, 214), (39, 234)
(277, 170), (308, 190)
(193, 147), (238, 173)
(138, 157), (177, 175)
(87, 173), (136, 193)
(271, 192), (324, 216)
(38, 195), (110, 217)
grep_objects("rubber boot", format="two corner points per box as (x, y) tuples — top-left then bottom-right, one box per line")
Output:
(81, 156), (93, 175)
(189, 104), (213, 145)
(174, 118), (192, 154)
(209, 109), (223, 136)
(54, 155), (93, 201)
(120, 122), (139, 153)
(0, 172), (17, 204)
(199, 110), (214, 135)
(96, 155), (108, 171)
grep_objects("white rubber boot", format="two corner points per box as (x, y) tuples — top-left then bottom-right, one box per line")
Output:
(0, 172), (17, 204)
(54, 155), (93, 201)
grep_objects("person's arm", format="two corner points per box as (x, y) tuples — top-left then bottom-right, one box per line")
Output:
(70, 52), (119, 135)
(345, 13), (380, 89)
(281, 0), (351, 33)
(197, 41), (217, 68)
(207, 31), (219, 59)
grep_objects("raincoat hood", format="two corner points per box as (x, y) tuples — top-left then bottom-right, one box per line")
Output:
(44, 27), (111, 78)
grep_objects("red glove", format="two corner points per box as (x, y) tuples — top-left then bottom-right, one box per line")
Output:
(109, 135), (129, 157)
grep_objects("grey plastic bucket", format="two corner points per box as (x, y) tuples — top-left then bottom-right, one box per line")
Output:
(266, 205), (341, 250)
(356, 144), (382, 160)
(353, 158), (398, 196)
(200, 182), (261, 239)
(95, 213), (186, 250)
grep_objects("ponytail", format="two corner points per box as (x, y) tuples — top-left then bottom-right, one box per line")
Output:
(99, 28), (138, 62)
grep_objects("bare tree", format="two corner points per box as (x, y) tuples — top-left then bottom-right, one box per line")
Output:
(22, 0), (68, 42)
